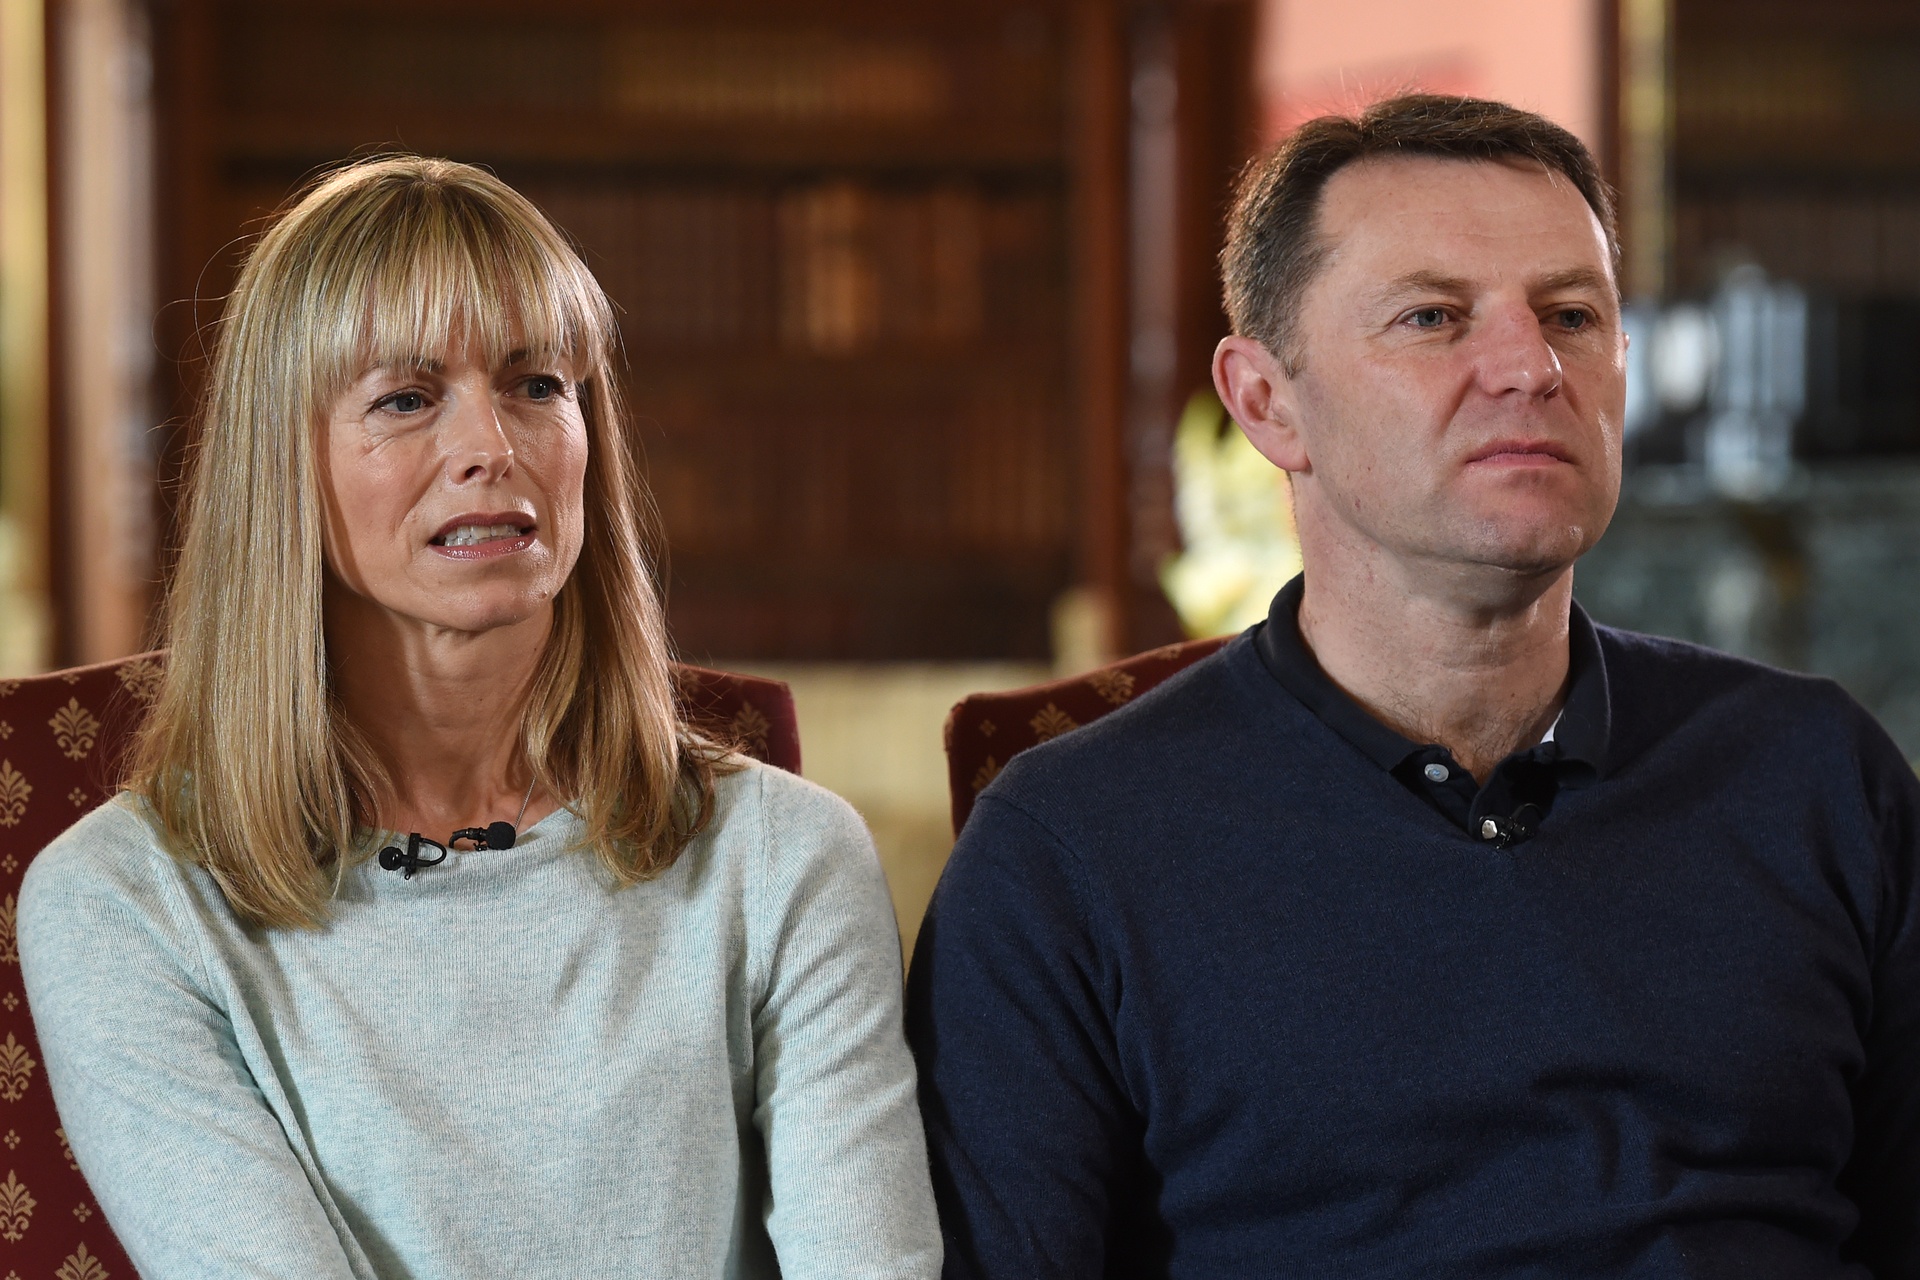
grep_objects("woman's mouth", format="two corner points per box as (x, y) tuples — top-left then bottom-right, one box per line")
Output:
(434, 523), (529, 548)
(428, 513), (536, 559)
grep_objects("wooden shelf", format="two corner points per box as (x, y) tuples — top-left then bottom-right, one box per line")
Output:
(151, 0), (1118, 661)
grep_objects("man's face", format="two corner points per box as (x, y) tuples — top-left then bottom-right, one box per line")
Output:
(1265, 155), (1626, 583)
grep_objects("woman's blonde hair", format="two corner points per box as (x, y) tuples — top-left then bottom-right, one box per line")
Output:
(129, 154), (728, 929)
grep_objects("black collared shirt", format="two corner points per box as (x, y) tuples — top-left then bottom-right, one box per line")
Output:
(1253, 575), (1608, 843)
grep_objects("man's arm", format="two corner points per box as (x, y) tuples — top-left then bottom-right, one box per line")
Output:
(906, 794), (1140, 1279)
(1838, 710), (1920, 1277)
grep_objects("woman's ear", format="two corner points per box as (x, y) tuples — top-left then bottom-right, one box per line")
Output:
(1212, 335), (1310, 474)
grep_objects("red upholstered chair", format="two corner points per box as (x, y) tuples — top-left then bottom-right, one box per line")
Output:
(0, 651), (798, 1276)
(943, 635), (1232, 835)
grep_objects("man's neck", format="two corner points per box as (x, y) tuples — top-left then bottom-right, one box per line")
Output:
(1295, 559), (1574, 783)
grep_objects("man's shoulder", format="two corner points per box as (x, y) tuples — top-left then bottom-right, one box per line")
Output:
(1593, 622), (1888, 769)
(1596, 622), (1849, 709)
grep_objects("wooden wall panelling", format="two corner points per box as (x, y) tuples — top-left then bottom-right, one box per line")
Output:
(1066, 0), (1132, 658)
(1119, 0), (1256, 652)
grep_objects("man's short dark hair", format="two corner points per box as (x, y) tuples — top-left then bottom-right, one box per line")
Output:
(1221, 94), (1619, 371)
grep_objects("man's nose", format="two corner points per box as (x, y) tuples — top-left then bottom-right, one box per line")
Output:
(442, 392), (514, 483)
(1473, 303), (1563, 399)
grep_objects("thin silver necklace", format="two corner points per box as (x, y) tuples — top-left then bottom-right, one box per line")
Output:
(512, 774), (537, 830)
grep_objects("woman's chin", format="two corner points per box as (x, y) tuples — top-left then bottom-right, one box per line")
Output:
(403, 591), (556, 640)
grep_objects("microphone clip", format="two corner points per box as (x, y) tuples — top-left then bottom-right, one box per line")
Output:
(378, 821), (519, 880)
(1479, 803), (1544, 849)
(377, 832), (448, 880)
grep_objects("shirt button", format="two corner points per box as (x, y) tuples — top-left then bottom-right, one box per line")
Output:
(1480, 818), (1501, 841)
(1423, 763), (1449, 783)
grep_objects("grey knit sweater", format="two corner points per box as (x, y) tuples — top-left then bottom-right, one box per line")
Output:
(19, 761), (941, 1279)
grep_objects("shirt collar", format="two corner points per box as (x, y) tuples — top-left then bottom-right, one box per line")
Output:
(1253, 574), (1611, 781)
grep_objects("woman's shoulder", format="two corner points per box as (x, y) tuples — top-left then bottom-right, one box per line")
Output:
(706, 761), (899, 976)
(713, 758), (868, 842)
(706, 760), (881, 886)
(20, 794), (190, 931)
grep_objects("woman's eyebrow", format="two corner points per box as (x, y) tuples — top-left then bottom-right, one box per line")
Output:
(365, 356), (443, 377)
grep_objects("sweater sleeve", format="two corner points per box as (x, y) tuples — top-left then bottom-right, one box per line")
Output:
(17, 807), (365, 1279)
(904, 793), (1137, 1280)
(1838, 717), (1920, 1277)
(748, 769), (942, 1280)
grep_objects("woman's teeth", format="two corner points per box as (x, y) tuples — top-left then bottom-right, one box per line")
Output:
(438, 524), (525, 547)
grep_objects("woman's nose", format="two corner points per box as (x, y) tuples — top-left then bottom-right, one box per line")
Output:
(443, 394), (514, 483)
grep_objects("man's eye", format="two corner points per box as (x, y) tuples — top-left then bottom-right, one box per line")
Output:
(379, 391), (426, 414)
(1551, 309), (1590, 330)
(1406, 308), (1448, 329)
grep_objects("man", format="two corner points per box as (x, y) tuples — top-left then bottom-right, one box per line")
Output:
(905, 95), (1920, 1278)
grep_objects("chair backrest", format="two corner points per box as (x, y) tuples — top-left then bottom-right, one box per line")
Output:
(0, 650), (798, 1275)
(943, 635), (1232, 835)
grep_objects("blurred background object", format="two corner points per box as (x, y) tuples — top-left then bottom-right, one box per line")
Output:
(1161, 390), (1298, 638)
(5, 0), (1920, 944)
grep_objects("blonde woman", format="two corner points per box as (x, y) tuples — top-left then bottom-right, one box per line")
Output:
(18, 157), (939, 1279)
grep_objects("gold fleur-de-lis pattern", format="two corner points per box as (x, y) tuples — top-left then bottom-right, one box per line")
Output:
(0, 1038), (34, 1104)
(1086, 669), (1136, 706)
(1028, 703), (1078, 743)
(0, 1173), (32, 1242)
(0, 768), (26, 831)
(0, 653), (228, 1273)
(114, 658), (164, 706)
(730, 704), (771, 755)
(48, 703), (101, 764)
(56, 1243), (109, 1280)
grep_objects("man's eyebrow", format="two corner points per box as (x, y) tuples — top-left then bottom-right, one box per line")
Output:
(1531, 267), (1614, 296)
(1370, 271), (1474, 305)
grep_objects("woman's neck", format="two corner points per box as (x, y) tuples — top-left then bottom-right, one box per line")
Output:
(326, 583), (558, 837)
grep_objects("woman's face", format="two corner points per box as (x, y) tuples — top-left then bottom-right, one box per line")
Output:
(318, 327), (590, 639)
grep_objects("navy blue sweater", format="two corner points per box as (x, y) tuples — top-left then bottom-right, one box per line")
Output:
(905, 589), (1920, 1279)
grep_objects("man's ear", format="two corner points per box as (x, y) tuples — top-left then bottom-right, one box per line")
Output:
(1212, 335), (1310, 473)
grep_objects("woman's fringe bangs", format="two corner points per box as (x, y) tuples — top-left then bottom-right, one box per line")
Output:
(316, 186), (612, 404)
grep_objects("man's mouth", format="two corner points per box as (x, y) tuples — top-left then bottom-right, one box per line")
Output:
(1465, 439), (1572, 465)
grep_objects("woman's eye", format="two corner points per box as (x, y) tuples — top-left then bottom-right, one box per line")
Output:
(379, 391), (426, 414)
(1406, 307), (1449, 329)
(524, 375), (564, 401)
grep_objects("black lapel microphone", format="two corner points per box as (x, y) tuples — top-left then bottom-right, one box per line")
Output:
(378, 822), (518, 880)
(1482, 802), (1545, 849)
(453, 822), (520, 852)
